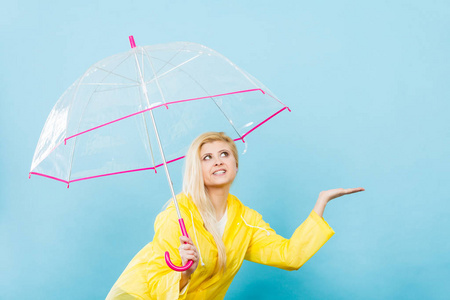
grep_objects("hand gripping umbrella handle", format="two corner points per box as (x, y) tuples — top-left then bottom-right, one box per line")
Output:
(165, 218), (194, 272)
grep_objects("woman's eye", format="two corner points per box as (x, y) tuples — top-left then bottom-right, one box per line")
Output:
(203, 155), (211, 160)
(220, 152), (229, 157)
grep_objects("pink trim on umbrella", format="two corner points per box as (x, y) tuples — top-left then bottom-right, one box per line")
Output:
(70, 156), (185, 183)
(64, 88), (265, 144)
(29, 172), (69, 184)
(240, 106), (290, 140)
(29, 156), (186, 186)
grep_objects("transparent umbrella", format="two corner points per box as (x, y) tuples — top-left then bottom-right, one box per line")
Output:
(30, 36), (290, 271)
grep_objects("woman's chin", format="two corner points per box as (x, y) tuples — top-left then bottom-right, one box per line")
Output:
(205, 180), (233, 190)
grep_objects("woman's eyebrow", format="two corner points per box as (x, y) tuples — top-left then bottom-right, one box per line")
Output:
(202, 149), (229, 157)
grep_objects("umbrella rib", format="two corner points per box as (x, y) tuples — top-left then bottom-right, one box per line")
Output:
(80, 83), (139, 86)
(151, 42), (188, 78)
(140, 111), (158, 170)
(154, 44), (185, 75)
(141, 49), (145, 82)
(66, 80), (103, 185)
(210, 96), (242, 138)
(94, 66), (139, 83)
(65, 53), (137, 185)
(203, 50), (289, 108)
(144, 54), (201, 85)
(143, 48), (167, 104)
(66, 69), (95, 184)
(189, 73), (243, 139)
(133, 52), (157, 171)
(91, 84), (140, 94)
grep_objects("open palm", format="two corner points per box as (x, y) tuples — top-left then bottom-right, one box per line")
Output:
(320, 187), (365, 202)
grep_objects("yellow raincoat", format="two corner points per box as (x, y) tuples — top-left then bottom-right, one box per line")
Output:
(106, 193), (334, 299)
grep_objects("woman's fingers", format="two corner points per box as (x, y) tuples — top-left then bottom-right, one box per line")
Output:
(180, 235), (193, 245)
(335, 187), (364, 194)
(320, 187), (365, 202)
(179, 244), (195, 251)
(346, 187), (364, 195)
(178, 236), (199, 263)
(183, 251), (197, 258)
(178, 236), (200, 276)
(179, 248), (199, 264)
(346, 187), (365, 194)
(184, 254), (197, 261)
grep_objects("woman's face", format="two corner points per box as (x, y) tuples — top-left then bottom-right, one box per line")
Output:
(200, 140), (237, 190)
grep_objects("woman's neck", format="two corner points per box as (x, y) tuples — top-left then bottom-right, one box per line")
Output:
(207, 186), (229, 221)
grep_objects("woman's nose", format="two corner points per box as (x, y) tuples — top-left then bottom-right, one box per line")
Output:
(214, 159), (223, 166)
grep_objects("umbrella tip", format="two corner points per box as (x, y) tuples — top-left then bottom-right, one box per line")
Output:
(129, 36), (136, 48)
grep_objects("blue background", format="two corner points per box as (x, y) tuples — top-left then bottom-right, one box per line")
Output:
(1, 1), (449, 299)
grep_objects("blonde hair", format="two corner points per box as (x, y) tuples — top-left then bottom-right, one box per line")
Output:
(182, 132), (238, 272)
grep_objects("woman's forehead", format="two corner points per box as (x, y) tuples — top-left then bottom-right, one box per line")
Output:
(200, 140), (231, 153)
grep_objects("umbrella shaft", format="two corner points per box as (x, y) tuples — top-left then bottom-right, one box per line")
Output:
(131, 49), (182, 220)
(148, 109), (182, 219)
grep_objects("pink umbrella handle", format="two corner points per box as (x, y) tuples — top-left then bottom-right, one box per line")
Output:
(165, 252), (194, 272)
(165, 218), (194, 272)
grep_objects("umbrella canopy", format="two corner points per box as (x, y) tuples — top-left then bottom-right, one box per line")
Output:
(30, 40), (290, 186)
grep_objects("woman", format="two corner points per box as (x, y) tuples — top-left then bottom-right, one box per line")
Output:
(106, 132), (364, 299)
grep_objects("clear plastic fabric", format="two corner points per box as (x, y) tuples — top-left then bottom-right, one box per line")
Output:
(30, 42), (289, 184)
